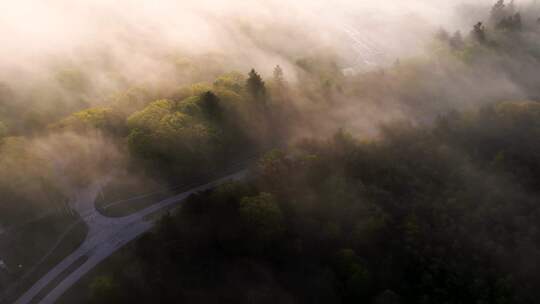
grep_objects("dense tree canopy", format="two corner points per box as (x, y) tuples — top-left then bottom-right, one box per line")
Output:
(10, 2), (540, 303)
(83, 100), (540, 304)
(0, 137), (66, 225)
(124, 69), (288, 180)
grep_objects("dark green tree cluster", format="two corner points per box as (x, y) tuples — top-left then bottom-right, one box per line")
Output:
(436, 1), (535, 52)
(87, 100), (540, 304)
(490, 0), (521, 29)
(490, 0), (509, 25)
(247, 69), (267, 106)
(472, 22), (487, 44)
(496, 12), (522, 31)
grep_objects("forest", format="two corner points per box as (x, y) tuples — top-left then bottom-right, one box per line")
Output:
(2, 1), (540, 304)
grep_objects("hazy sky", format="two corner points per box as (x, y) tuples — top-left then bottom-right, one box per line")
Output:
(0, 1), (496, 81)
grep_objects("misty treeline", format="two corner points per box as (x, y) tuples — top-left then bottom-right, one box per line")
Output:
(51, 1), (540, 303)
(1, 0), (540, 301)
(0, 65), (292, 226)
(2, 0), (540, 227)
(82, 100), (540, 304)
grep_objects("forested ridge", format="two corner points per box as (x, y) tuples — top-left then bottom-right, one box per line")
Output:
(60, 2), (540, 303)
(2, 1), (540, 303)
(80, 101), (540, 304)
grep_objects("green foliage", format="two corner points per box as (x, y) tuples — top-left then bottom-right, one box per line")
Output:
(89, 100), (540, 303)
(490, 0), (507, 25)
(200, 91), (222, 121)
(109, 87), (153, 116)
(126, 68), (289, 179)
(334, 249), (371, 301)
(496, 13), (522, 31)
(272, 65), (285, 87)
(53, 107), (126, 135)
(89, 276), (118, 304)
(373, 290), (401, 304)
(127, 100), (173, 131)
(239, 192), (283, 240)
(56, 68), (90, 94)
(246, 69), (267, 103)
(12, 3), (540, 302)
(174, 96), (204, 117)
(127, 98), (218, 176)
(472, 22), (487, 44)
(0, 137), (65, 225)
(213, 72), (245, 94)
(255, 150), (292, 192)
(170, 82), (212, 102)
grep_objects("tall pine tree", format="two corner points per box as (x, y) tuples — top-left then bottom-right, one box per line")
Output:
(246, 69), (267, 105)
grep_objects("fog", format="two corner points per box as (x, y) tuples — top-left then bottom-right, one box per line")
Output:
(0, 0), (537, 193)
(0, 0), (534, 199)
(0, 0), (495, 83)
(4, 1), (540, 303)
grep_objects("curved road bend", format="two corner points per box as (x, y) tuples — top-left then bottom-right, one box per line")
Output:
(14, 170), (247, 304)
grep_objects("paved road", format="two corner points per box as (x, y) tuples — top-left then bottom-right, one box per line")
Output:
(14, 170), (247, 304)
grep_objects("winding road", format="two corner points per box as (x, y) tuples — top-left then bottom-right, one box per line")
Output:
(13, 170), (247, 304)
